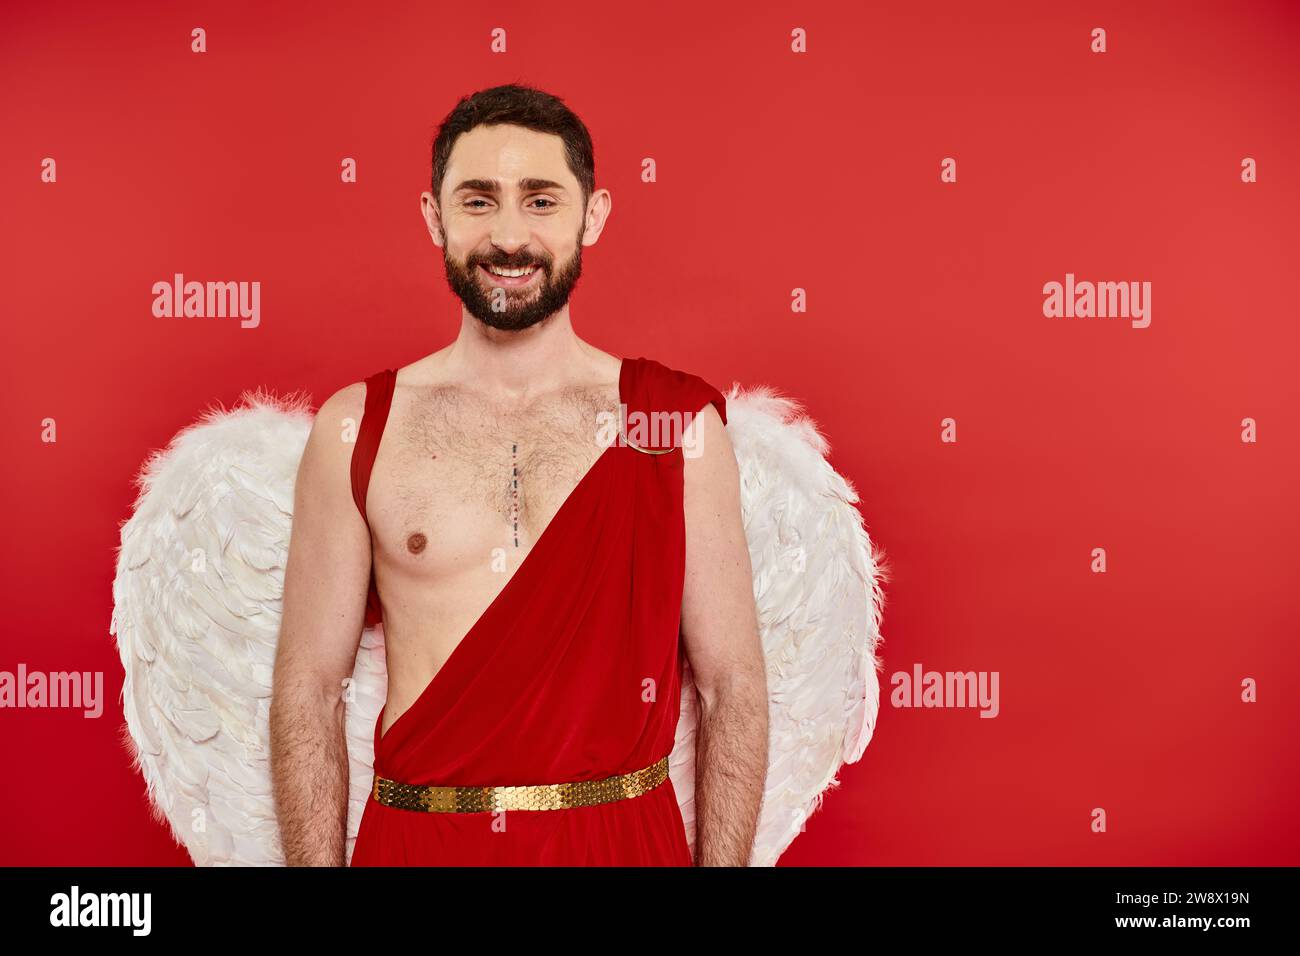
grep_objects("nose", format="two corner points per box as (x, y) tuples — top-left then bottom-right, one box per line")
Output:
(489, 201), (531, 255)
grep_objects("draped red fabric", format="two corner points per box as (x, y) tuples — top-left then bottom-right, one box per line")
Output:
(350, 366), (396, 630)
(348, 356), (727, 866)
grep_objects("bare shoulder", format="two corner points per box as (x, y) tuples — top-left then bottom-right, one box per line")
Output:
(393, 345), (456, 389)
(683, 401), (735, 474)
(318, 379), (368, 423)
(584, 344), (623, 384)
(313, 381), (367, 453)
(295, 379), (368, 497)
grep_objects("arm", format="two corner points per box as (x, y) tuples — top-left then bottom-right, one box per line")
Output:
(269, 385), (373, 866)
(680, 403), (768, 867)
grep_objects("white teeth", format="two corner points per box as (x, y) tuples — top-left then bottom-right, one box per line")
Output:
(486, 264), (537, 277)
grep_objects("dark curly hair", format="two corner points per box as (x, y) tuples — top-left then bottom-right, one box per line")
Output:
(431, 83), (596, 210)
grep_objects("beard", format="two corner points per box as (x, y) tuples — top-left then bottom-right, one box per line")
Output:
(442, 232), (584, 333)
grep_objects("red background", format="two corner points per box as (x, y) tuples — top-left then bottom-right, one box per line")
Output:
(2, 0), (1297, 865)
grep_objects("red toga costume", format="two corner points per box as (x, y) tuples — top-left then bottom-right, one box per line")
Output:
(348, 356), (727, 866)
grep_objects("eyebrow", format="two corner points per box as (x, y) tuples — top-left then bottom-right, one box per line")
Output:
(452, 177), (568, 195)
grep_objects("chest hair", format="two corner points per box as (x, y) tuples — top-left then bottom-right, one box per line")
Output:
(388, 382), (618, 538)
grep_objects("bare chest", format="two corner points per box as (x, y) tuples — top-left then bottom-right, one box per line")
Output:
(366, 382), (619, 580)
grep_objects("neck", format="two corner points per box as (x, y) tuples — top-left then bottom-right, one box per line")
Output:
(444, 305), (592, 401)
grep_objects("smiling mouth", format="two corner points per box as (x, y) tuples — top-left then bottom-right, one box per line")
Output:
(479, 262), (542, 287)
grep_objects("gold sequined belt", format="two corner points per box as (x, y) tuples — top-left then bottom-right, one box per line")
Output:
(372, 756), (671, 813)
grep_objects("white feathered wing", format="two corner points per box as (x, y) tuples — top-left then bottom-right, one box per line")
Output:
(668, 385), (885, 865)
(110, 384), (885, 866)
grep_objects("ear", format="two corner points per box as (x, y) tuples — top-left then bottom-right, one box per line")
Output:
(420, 190), (444, 247)
(580, 187), (613, 246)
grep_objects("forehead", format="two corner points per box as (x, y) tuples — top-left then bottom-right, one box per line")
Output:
(443, 124), (575, 192)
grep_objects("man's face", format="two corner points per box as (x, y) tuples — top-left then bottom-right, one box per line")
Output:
(433, 124), (589, 332)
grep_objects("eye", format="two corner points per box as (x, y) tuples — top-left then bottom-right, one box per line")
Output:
(464, 198), (491, 209)
(529, 197), (557, 210)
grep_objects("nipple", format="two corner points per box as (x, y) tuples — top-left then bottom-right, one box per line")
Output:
(406, 532), (427, 554)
